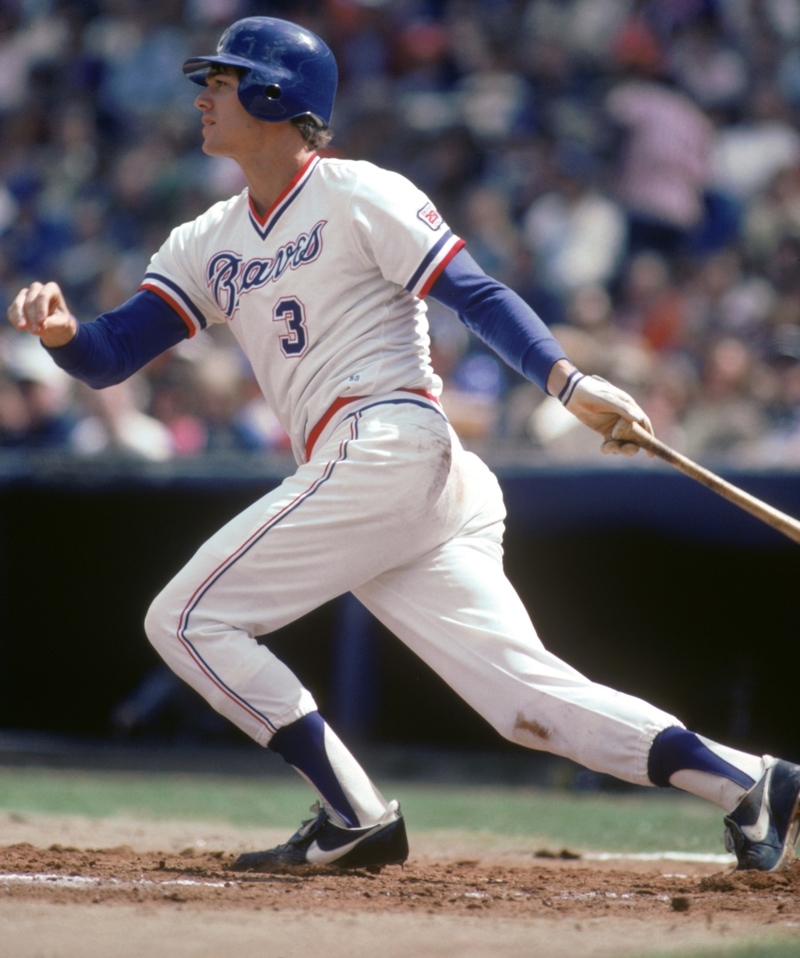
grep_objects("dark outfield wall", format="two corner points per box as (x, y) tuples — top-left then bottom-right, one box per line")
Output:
(0, 460), (798, 760)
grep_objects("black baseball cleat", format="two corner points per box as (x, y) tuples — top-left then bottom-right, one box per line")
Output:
(230, 800), (408, 872)
(723, 757), (800, 872)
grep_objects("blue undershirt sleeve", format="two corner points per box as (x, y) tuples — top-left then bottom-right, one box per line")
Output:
(427, 249), (569, 393)
(43, 290), (191, 389)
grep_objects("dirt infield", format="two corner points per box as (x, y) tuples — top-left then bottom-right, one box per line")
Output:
(1, 817), (800, 957)
(3, 839), (800, 920)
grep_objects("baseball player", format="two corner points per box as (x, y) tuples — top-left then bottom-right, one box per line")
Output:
(8, 17), (800, 873)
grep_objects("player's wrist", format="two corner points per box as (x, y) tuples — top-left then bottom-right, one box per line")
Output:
(39, 315), (79, 349)
(546, 360), (579, 399)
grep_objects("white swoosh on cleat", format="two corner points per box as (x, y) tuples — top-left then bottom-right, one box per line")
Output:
(305, 823), (385, 865)
(741, 767), (773, 844)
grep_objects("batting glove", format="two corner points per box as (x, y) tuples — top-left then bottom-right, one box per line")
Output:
(558, 371), (654, 457)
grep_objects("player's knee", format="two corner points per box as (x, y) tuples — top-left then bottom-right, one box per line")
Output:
(144, 587), (178, 660)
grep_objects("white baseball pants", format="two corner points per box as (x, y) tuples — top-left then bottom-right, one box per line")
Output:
(145, 397), (680, 786)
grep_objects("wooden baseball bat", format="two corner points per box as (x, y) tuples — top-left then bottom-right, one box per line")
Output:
(618, 421), (800, 546)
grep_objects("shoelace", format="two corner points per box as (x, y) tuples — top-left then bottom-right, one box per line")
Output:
(285, 802), (326, 846)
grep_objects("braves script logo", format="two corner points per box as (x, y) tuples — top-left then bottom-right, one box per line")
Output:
(207, 220), (327, 317)
(417, 201), (443, 231)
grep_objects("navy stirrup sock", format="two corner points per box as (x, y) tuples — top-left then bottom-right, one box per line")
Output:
(269, 711), (361, 828)
(648, 726), (756, 790)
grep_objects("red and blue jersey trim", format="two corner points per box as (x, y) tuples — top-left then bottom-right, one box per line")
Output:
(248, 153), (321, 242)
(305, 388), (442, 462)
(139, 272), (208, 338)
(406, 232), (466, 299)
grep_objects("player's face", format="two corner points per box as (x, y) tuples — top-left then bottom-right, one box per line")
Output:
(194, 70), (267, 159)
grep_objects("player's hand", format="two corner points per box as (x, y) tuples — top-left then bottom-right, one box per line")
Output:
(7, 281), (78, 348)
(551, 365), (654, 457)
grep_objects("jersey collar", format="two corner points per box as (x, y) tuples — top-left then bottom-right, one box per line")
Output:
(247, 153), (320, 242)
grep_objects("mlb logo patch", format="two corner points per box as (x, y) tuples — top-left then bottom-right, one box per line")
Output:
(417, 202), (443, 231)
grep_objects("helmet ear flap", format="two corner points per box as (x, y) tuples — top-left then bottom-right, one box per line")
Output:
(264, 84), (282, 100)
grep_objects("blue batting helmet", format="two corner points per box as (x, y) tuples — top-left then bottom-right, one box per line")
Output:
(182, 17), (337, 126)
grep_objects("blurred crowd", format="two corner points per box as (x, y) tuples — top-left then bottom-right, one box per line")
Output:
(4, 0), (800, 464)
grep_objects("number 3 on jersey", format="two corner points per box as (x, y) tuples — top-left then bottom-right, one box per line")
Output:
(273, 297), (308, 357)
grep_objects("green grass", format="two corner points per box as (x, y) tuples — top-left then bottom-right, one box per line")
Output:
(398, 783), (726, 852)
(0, 768), (312, 829)
(0, 767), (729, 854)
(641, 944), (800, 958)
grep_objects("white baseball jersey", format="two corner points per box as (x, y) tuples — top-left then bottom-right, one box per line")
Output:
(142, 154), (683, 800)
(141, 155), (464, 462)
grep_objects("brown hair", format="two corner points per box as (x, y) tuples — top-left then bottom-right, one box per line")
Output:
(291, 115), (333, 150)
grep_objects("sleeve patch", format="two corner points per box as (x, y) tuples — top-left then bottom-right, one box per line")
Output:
(417, 202), (444, 232)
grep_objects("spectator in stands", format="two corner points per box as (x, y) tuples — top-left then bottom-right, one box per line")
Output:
(3, 0), (800, 464)
(0, 332), (74, 448)
(606, 17), (715, 258)
(522, 145), (626, 298)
